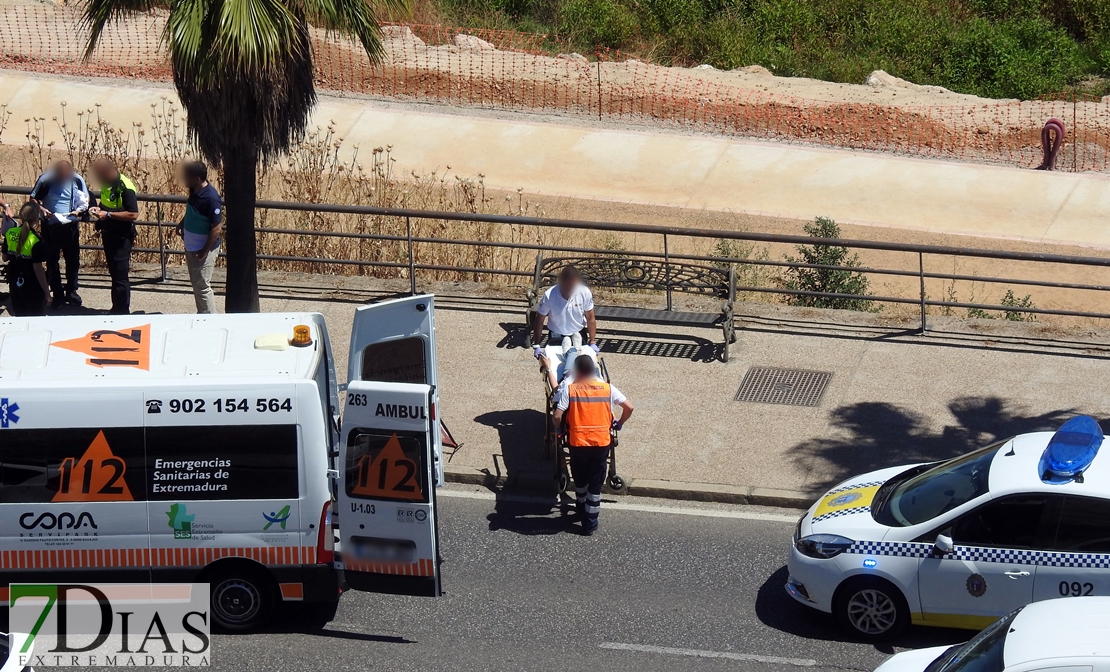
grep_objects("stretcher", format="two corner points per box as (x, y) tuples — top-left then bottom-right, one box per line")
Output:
(540, 343), (628, 495)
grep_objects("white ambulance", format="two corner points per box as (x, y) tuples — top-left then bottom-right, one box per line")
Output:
(0, 295), (445, 631)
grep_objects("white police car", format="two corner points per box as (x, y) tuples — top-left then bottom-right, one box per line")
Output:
(787, 415), (1110, 640)
(874, 597), (1110, 672)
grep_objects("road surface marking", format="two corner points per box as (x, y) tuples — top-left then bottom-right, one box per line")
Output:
(599, 642), (817, 667)
(438, 488), (799, 522)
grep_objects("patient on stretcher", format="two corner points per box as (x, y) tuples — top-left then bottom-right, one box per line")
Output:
(537, 337), (598, 390)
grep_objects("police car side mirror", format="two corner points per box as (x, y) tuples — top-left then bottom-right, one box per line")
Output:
(933, 534), (954, 555)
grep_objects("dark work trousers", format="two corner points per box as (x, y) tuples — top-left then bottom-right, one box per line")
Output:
(569, 446), (609, 528)
(7, 275), (46, 316)
(103, 233), (132, 314)
(40, 220), (80, 301)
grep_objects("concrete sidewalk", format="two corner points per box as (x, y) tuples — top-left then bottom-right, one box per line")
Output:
(3, 71), (1110, 249)
(50, 268), (1110, 505)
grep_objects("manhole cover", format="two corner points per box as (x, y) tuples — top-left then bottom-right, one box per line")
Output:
(734, 367), (832, 407)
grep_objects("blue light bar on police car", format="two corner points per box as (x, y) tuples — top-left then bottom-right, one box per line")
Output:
(1039, 415), (1104, 484)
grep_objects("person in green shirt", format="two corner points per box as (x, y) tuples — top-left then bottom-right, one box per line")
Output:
(3, 202), (49, 316)
(89, 158), (140, 315)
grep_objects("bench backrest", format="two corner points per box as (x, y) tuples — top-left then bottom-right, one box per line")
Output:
(533, 254), (735, 302)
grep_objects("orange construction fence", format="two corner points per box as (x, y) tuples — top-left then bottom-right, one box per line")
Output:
(0, 5), (1107, 172)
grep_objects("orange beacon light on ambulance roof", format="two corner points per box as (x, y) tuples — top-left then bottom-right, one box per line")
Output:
(291, 325), (313, 347)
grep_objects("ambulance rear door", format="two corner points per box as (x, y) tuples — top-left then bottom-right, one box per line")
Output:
(337, 382), (441, 597)
(347, 295), (442, 486)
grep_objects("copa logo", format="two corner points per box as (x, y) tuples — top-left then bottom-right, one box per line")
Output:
(20, 511), (99, 531)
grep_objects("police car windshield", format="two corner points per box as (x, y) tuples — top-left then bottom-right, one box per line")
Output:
(876, 440), (1004, 527)
(924, 607), (1020, 672)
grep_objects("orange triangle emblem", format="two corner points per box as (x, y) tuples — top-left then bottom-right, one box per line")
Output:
(52, 325), (151, 370)
(53, 431), (135, 502)
(351, 434), (424, 502)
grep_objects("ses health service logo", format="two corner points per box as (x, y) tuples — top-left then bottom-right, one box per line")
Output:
(166, 504), (195, 540)
(1, 397), (21, 428)
(262, 505), (291, 531)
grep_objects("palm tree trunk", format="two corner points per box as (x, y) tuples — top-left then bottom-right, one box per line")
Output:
(223, 151), (260, 313)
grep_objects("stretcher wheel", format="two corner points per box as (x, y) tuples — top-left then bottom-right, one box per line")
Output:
(555, 472), (569, 493)
(607, 474), (628, 495)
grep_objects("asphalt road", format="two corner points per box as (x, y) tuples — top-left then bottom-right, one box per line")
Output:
(212, 487), (971, 672)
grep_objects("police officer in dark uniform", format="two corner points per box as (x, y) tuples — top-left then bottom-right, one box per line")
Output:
(3, 202), (49, 316)
(88, 158), (139, 315)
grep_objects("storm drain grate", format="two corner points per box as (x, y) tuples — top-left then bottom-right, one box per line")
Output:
(734, 367), (833, 407)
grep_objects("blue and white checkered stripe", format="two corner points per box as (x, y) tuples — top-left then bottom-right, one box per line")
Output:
(825, 480), (885, 495)
(845, 540), (1110, 568)
(812, 506), (870, 523)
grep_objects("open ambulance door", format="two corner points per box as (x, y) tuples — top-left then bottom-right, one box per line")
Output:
(347, 294), (442, 486)
(338, 295), (442, 597)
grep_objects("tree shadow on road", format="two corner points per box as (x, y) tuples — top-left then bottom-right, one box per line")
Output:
(790, 397), (1079, 491)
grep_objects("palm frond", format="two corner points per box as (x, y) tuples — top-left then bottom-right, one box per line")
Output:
(164, 0), (211, 74)
(301, 0), (407, 62)
(81, 0), (156, 61)
(213, 0), (304, 71)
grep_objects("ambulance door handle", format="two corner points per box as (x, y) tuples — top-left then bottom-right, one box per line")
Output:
(1004, 571), (1030, 579)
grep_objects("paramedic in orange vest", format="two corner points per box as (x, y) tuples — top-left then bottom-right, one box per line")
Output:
(552, 354), (634, 535)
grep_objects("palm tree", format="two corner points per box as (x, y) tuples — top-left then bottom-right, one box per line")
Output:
(83, 0), (402, 312)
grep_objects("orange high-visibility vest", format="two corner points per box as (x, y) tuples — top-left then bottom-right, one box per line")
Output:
(566, 378), (614, 447)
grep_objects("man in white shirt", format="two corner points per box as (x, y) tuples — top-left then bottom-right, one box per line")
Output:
(532, 265), (598, 386)
(532, 265), (597, 355)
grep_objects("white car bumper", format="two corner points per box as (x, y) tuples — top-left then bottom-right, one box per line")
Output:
(785, 544), (840, 613)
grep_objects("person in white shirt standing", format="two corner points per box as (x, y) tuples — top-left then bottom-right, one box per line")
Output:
(532, 265), (598, 382)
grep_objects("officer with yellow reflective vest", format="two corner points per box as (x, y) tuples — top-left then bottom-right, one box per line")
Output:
(552, 354), (634, 535)
(3, 202), (50, 316)
(88, 158), (140, 315)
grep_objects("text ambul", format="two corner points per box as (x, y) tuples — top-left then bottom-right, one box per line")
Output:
(375, 403), (427, 420)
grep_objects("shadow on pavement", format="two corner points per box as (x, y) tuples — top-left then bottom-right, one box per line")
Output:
(790, 397), (1079, 491)
(756, 566), (968, 652)
(495, 322), (720, 362)
(474, 409), (581, 535)
(485, 496), (580, 536)
(306, 629), (415, 644)
(259, 608), (417, 639)
(474, 408), (549, 481)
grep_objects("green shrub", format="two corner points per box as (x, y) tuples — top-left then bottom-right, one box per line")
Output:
(1000, 289), (1037, 321)
(1045, 0), (1110, 40)
(431, 0), (1107, 98)
(940, 17), (1087, 98)
(557, 0), (640, 48)
(780, 217), (875, 311)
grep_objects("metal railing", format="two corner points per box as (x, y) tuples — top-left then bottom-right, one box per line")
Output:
(6, 185), (1110, 332)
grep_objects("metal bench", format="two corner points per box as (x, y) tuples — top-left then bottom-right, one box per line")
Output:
(525, 253), (737, 362)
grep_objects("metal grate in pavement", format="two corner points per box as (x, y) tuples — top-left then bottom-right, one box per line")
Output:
(734, 367), (832, 407)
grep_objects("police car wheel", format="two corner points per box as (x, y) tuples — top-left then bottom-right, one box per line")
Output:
(210, 568), (275, 632)
(834, 577), (908, 641)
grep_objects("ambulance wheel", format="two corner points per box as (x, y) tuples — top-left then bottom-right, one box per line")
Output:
(834, 577), (908, 641)
(208, 565), (276, 633)
(607, 474), (628, 494)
